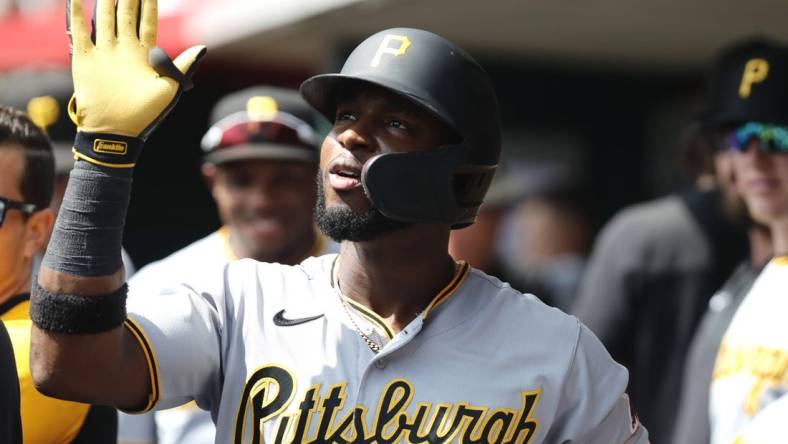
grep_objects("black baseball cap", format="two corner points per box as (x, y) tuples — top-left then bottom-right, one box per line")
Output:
(701, 38), (788, 127)
(0, 69), (76, 175)
(201, 86), (324, 165)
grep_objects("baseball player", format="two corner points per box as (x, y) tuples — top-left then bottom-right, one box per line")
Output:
(704, 40), (788, 444)
(670, 39), (778, 444)
(118, 86), (337, 444)
(30, 0), (648, 442)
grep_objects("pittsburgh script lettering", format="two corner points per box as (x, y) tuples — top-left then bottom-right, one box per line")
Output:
(234, 365), (541, 444)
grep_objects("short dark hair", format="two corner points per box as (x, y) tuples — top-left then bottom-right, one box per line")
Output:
(0, 106), (55, 209)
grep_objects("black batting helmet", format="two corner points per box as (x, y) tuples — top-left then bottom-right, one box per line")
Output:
(300, 28), (501, 229)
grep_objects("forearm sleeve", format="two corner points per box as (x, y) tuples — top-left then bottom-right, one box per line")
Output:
(43, 161), (133, 277)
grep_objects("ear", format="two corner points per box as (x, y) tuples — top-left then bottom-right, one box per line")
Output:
(201, 162), (221, 199)
(202, 162), (218, 186)
(24, 208), (55, 259)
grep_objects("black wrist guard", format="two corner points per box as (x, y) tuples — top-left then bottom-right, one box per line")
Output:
(42, 161), (131, 277)
(30, 281), (127, 334)
(72, 131), (144, 169)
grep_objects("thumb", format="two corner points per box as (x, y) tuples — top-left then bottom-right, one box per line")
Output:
(174, 45), (208, 78)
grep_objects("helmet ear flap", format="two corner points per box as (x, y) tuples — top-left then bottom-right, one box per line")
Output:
(362, 148), (465, 225)
(451, 165), (497, 227)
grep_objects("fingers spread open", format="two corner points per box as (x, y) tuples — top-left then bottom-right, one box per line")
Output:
(117, 0), (140, 41)
(67, 0), (93, 53)
(139, 0), (157, 48)
(94, 0), (117, 46)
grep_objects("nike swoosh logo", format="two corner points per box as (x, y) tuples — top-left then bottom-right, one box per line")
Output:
(273, 310), (324, 327)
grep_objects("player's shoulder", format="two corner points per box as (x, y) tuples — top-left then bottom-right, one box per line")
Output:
(594, 194), (709, 262)
(603, 195), (688, 237)
(223, 253), (336, 302)
(226, 253), (334, 279)
(131, 231), (225, 283)
(464, 268), (583, 342)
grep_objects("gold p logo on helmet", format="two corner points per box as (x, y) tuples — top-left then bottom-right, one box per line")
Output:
(27, 96), (60, 133)
(739, 58), (769, 98)
(370, 35), (412, 68)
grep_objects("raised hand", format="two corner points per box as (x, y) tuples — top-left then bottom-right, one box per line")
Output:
(67, 0), (206, 167)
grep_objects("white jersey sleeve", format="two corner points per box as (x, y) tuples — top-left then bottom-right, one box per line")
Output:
(125, 274), (225, 413)
(547, 323), (648, 443)
(733, 394), (788, 444)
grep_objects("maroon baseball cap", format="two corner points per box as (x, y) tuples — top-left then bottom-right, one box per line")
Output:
(201, 86), (323, 164)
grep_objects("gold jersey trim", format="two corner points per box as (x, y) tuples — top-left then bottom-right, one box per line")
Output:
(330, 259), (470, 337)
(343, 297), (396, 340)
(218, 226), (239, 261)
(123, 318), (161, 412)
(423, 261), (470, 321)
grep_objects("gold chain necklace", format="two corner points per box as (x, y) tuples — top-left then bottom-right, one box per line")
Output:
(330, 257), (461, 354)
(336, 290), (383, 353)
(332, 258), (383, 354)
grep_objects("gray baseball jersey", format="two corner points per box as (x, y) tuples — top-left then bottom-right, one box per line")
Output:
(119, 227), (337, 444)
(124, 254), (647, 443)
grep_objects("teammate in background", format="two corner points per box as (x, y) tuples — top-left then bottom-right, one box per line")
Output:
(571, 73), (750, 441)
(117, 86), (336, 444)
(503, 164), (592, 311)
(671, 39), (778, 444)
(0, 106), (115, 443)
(447, 169), (523, 285)
(703, 40), (788, 444)
(30, 1), (648, 442)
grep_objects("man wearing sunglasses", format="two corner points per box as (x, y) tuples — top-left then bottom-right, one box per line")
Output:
(0, 105), (121, 443)
(671, 39), (782, 444)
(0, 108), (34, 441)
(117, 86), (336, 444)
(700, 40), (788, 444)
(0, 105), (54, 443)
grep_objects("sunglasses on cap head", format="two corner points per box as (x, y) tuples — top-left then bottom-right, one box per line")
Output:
(201, 111), (317, 153)
(0, 196), (36, 228)
(724, 122), (788, 154)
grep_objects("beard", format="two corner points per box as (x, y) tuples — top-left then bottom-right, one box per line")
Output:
(314, 173), (412, 242)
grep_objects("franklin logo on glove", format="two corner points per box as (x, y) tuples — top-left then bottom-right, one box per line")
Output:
(93, 139), (128, 155)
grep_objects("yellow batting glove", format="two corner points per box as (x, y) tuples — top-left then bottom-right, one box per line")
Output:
(67, 0), (206, 168)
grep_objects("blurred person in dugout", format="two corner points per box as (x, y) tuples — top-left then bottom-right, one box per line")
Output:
(671, 38), (781, 444)
(449, 163), (592, 311)
(0, 104), (117, 443)
(570, 53), (754, 442)
(676, 38), (788, 444)
(447, 167), (523, 288)
(117, 86), (338, 444)
(501, 163), (592, 311)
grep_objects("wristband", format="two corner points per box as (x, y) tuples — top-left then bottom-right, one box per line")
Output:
(30, 281), (127, 334)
